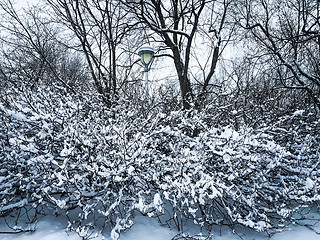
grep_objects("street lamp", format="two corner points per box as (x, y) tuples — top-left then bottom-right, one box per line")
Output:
(138, 45), (154, 99)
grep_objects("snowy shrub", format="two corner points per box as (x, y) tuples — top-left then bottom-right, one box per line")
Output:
(0, 90), (319, 239)
(0, 100), (42, 218)
(122, 110), (319, 233)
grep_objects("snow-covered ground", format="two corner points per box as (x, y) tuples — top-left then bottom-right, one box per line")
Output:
(1, 213), (320, 240)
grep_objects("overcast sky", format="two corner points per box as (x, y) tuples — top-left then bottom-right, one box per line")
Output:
(13, 0), (41, 10)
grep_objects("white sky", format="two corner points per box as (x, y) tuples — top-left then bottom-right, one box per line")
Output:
(12, 0), (42, 10)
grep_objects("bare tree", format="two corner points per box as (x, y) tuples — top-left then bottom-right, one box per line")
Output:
(236, 0), (320, 110)
(46, 0), (141, 105)
(0, 0), (84, 94)
(0, 0), (92, 102)
(121, 0), (235, 109)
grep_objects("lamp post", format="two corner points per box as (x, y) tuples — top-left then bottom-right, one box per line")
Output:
(138, 45), (154, 99)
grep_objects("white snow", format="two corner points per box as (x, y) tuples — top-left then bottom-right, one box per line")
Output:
(293, 110), (305, 116)
(128, 166), (135, 175)
(153, 193), (162, 206)
(8, 111), (27, 121)
(135, 198), (146, 212)
(120, 216), (177, 240)
(1, 213), (319, 240)
(0, 199), (28, 212)
(0, 216), (80, 240)
(305, 177), (315, 190)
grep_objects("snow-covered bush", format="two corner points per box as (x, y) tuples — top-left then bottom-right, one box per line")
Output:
(116, 109), (319, 233)
(0, 89), (319, 239)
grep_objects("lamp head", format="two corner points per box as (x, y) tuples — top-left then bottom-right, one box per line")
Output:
(138, 45), (154, 68)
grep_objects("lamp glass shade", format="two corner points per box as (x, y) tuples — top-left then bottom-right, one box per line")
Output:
(142, 53), (152, 65)
(138, 45), (154, 68)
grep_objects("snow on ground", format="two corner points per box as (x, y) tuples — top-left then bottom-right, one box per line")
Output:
(120, 216), (177, 240)
(1, 213), (320, 240)
(0, 212), (320, 240)
(0, 218), (80, 240)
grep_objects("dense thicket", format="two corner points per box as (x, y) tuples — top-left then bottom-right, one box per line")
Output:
(1, 88), (319, 239)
